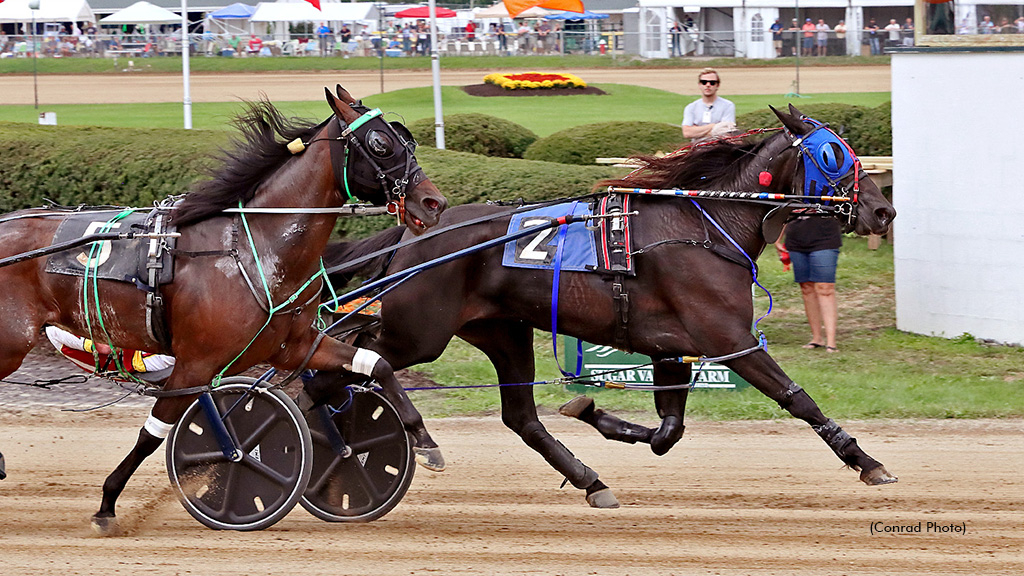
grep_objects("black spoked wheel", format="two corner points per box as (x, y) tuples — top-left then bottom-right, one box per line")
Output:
(301, 386), (414, 522)
(166, 377), (313, 531)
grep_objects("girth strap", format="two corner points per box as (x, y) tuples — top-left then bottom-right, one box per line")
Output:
(611, 274), (631, 352)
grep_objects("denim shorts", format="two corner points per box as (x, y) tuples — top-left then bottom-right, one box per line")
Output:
(790, 248), (839, 283)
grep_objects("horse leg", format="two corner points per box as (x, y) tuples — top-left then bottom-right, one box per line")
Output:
(723, 349), (897, 485)
(0, 320), (45, 481)
(459, 320), (619, 509)
(650, 359), (691, 455)
(91, 372), (210, 535)
(558, 359), (690, 456)
(303, 335), (445, 471)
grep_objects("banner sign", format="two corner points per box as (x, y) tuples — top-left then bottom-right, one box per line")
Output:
(563, 338), (750, 390)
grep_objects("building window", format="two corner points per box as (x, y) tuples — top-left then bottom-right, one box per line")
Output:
(751, 14), (764, 41)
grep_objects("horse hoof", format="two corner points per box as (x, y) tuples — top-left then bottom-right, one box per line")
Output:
(413, 447), (446, 472)
(558, 396), (595, 419)
(861, 466), (898, 486)
(90, 515), (122, 537)
(585, 488), (620, 509)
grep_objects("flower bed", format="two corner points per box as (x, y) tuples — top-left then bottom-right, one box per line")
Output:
(483, 72), (587, 90)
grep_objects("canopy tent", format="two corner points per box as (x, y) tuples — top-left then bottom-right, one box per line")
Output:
(393, 6), (456, 18)
(250, 1), (321, 22)
(98, 1), (179, 24)
(320, 2), (378, 22)
(207, 2), (255, 36)
(503, 0), (582, 17)
(544, 10), (608, 19)
(0, 0), (95, 24)
(209, 2), (256, 19)
(474, 2), (551, 18)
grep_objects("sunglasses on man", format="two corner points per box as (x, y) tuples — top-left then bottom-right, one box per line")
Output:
(699, 79), (720, 86)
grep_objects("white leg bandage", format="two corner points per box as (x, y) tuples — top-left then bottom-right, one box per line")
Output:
(352, 348), (382, 376)
(144, 413), (174, 439)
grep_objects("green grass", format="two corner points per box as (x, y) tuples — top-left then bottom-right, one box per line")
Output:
(0, 54), (889, 75)
(0, 84), (889, 136)
(406, 237), (1024, 421)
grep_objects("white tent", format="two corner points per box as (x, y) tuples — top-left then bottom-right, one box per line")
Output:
(0, 0), (95, 24)
(250, 1), (321, 22)
(474, 3), (552, 18)
(99, 1), (180, 25)
(321, 2), (377, 22)
(251, 1), (378, 24)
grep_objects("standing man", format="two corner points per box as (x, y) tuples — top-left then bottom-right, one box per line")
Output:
(865, 18), (881, 55)
(815, 18), (830, 56)
(801, 18), (816, 56)
(682, 68), (736, 142)
(316, 22), (332, 56)
(671, 20), (684, 56)
(770, 18), (783, 57)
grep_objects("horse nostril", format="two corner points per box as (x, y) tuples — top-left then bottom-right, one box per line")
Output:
(424, 197), (445, 215)
(876, 206), (896, 226)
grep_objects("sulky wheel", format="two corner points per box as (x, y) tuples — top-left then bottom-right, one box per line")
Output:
(300, 386), (415, 522)
(166, 377), (313, 531)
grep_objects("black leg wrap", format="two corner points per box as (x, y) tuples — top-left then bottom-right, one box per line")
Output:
(521, 421), (599, 489)
(650, 416), (685, 456)
(0, 450), (6, 480)
(593, 409), (654, 444)
(776, 382), (804, 410)
(812, 419), (857, 463)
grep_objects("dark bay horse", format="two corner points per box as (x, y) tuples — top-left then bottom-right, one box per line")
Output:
(0, 86), (446, 533)
(316, 105), (898, 508)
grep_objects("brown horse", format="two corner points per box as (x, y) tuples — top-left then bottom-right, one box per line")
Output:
(0, 86), (446, 534)
(315, 105), (898, 508)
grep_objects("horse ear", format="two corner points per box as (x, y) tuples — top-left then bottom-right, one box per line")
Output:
(325, 87), (360, 124)
(771, 104), (809, 136)
(335, 84), (356, 105)
(788, 103), (806, 119)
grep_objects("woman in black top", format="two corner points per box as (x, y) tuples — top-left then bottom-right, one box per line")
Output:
(776, 215), (842, 352)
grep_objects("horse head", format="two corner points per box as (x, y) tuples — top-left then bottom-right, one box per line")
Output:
(771, 104), (896, 236)
(324, 86), (447, 234)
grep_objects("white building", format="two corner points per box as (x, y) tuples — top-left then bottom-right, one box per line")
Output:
(633, 0), (1022, 58)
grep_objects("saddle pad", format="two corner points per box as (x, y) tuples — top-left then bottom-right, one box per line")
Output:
(45, 209), (176, 287)
(501, 201), (598, 272)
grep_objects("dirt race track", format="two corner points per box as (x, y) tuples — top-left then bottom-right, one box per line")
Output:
(2, 66), (892, 105)
(1, 400), (1022, 576)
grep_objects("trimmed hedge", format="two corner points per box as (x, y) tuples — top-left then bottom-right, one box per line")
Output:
(523, 121), (685, 165)
(0, 122), (619, 239)
(407, 113), (538, 158)
(736, 102), (892, 156)
(0, 122), (222, 212)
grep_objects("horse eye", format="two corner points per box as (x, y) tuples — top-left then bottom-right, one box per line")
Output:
(366, 131), (393, 157)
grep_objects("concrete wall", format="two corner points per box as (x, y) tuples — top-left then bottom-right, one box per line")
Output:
(891, 50), (1024, 345)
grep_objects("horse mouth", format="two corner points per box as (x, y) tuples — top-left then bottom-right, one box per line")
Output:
(404, 186), (446, 235)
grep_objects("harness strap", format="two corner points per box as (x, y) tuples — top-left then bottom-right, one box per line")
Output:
(611, 274), (631, 352)
(550, 219), (583, 378)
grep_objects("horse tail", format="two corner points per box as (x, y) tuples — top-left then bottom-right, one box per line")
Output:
(323, 226), (406, 287)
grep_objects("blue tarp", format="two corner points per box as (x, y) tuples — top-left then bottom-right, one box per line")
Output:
(210, 2), (256, 19)
(544, 10), (609, 20)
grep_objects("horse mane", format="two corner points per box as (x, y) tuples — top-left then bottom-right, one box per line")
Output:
(598, 134), (777, 192)
(173, 99), (327, 227)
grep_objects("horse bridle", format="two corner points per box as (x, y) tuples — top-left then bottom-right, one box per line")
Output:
(327, 106), (424, 221)
(782, 117), (864, 227)
(291, 106), (423, 220)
